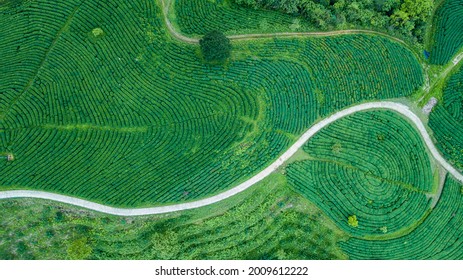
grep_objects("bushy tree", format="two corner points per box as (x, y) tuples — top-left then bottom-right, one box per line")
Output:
(199, 30), (231, 62)
(348, 215), (359, 227)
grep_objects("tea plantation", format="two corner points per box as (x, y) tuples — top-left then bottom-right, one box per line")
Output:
(287, 111), (434, 238)
(1, 0), (463, 261)
(341, 177), (463, 259)
(0, 0), (422, 207)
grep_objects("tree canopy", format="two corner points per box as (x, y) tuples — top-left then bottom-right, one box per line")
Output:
(199, 30), (232, 62)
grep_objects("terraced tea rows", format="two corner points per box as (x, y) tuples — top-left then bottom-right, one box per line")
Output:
(430, 0), (463, 65)
(173, 0), (310, 36)
(287, 110), (434, 237)
(0, 0), (423, 207)
(341, 177), (463, 259)
(0, 0), (82, 116)
(2, 0), (463, 261)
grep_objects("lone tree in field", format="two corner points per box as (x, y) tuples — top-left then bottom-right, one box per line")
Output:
(348, 215), (358, 228)
(199, 30), (231, 62)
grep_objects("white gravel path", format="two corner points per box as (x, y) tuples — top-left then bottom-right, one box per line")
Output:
(1, 101), (462, 216)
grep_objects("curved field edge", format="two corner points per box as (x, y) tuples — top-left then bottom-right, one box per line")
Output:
(341, 176), (463, 259)
(286, 110), (435, 238)
(428, 65), (463, 172)
(0, 0), (424, 207)
(1, 102), (463, 215)
(0, 173), (348, 260)
(430, 106), (463, 172)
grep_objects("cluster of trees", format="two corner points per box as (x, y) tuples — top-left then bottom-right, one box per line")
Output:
(233, 0), (433, 42)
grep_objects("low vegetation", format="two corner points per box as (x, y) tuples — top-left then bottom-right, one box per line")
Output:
(2, 0), (463, 261)
(0, 175), (347, 260)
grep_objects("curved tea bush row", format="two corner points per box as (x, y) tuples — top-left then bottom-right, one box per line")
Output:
(287, 111), (433, 237)
(430, 0), (463, 65)
(0, 0), (262, 206)
(341, 177), (463, 259)
(0, 0), (422, 206)
(174, 0), (311, 36)
(303, 111), (433, 191)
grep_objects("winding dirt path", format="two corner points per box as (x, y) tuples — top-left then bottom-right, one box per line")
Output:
(160, 0), (407, 46)
(1, 101), (462, 216)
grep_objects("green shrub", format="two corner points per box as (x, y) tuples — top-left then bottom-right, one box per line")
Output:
(348, 215), (358, 228)
(429, 67), (463, 171)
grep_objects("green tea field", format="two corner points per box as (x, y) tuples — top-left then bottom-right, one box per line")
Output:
(1, 0), (463, 260)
